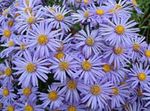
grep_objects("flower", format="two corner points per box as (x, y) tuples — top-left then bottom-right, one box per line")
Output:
(143, 87), (150, 107)
(45, 6), (72, 32)
(13, 51), (49, 87)
(100, 16), (139, 46)
(39, 84), (64, 109)
(49, 54), (77, 83)
(75, 26), (103, 58)
(27, 22), (61, 57)
(81, 80), (112, 110)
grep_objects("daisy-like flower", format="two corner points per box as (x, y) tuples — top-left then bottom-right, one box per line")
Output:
(45, 6), (72, 32)
(141, 45), (150, 64)
(103, 45), (130, 68)
(100, 16), (139, 46)
(13, 51), (49, 87)
(111, 84), (130, 109)
(15, 9), (44, 34)
(49, 54), (77, 83)
(18, 86), (38, 102)
(128, 63), (150, 89)
(2, 102), (17, 111)
(128, 36), (147, 62)
(81, 80), (112, 110)
(75, 54), (102, 84)
(0, 86), (16, 104)
(59, 78), (84, 103)
(39, 84), (64, 110)
(105, 0), (132, 18)
(27, 22), (61, 57)
(75, 26), (103, 58)
(72, 7), (92, 24)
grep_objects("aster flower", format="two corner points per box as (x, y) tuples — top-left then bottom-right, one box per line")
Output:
(0, 86), (16, 104)
(13, 51), (49, 87)
(49, 54), (77, 83)
(128, 63), (150, 89)
(27, 22), (61, 57)
(75, 26), (103, 58)
(141, 45), (150, 64)
(100, 16), (139, 46)
(15, 9), (44, 34)
(45, 6), (72, 32)
(111, 84), (130, 109)
(39, 84), (64, 110)
(81, 80), (112, 110)
(2, 102), (17, 111)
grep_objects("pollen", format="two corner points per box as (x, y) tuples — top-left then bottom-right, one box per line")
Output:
(96, 9), (104, 15)
(7, 106), (14, 111)
(67, 80), (77, 90)
(115, 25), (125, 35)
(86, 37), (95, 46)
(145, 50), (150, 58)
(38, 34), (48, 45)
(8, 20), (14, 27)
(23, 87), (32, 96)
(138, 72), (147, 81)
(3, 88), (9, 96)
(24, 105), (34, 111)
(68, 105), (77, 111)
(8, 41), (15, 47)
(48, 91), (58, 101)
(26, 63), (36, 73)
(133, 43), (140, 51)
(84, 11), (89, 18)
(103, 64), (112, 73)
(3, 29), (11, 38)
(55, 13), (64, 21)
(59, 61), (69, 71)
(112, 87), (120, 95)
(4, 67), (12, 76)
(90, 85), (101, 95)
(27, 16), (35, 24)
(20, 43), (26, 50)
(114, 47), (124, 55)
(82, 60), (92, 71)
(55, 52), (65, 60)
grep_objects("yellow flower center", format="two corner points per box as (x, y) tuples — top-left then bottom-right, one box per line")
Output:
(114, 47), (124, 55)
(3, 30), (11, 38)
(4, 67), (12, 76)
(133, 43), (140, 51)
(115, 25), (125, 35)
(38, 34), (48, 45)
(112, 87), (120, 95)
(55, 13), (64, 21)
(25, 63), (36, 73)
(7, 106), (14, 111)
(86, 37), (94, 46)
(103, 64), (112, 73)
(8, 20), (14, 27)
(55, 52), (65, 60)
(20, 43), (26, 50)
(90, 85), (101, 95)
(27, 16), (35, 24)
(3, 88), (9, 96)
(8, 41), (15, 47)
(48, 91), (58, 101)
(24, 7), (32, 13)
(24, 105), (33, 111)
(68, 106), (77, 111)
(67, 80), (77, 90)
(83, 0), (89, 4)
(96, 9), (104, 15)
(145, 50), (150, 58)
(138, 72), (147, 81)
(23, 87), (32, 96)
(59, 61), (69, 71)
(84, 11), (89, 18)
(82, 60), (92, 71)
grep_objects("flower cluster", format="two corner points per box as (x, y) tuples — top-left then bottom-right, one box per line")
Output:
(0, 0), (149, 110)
